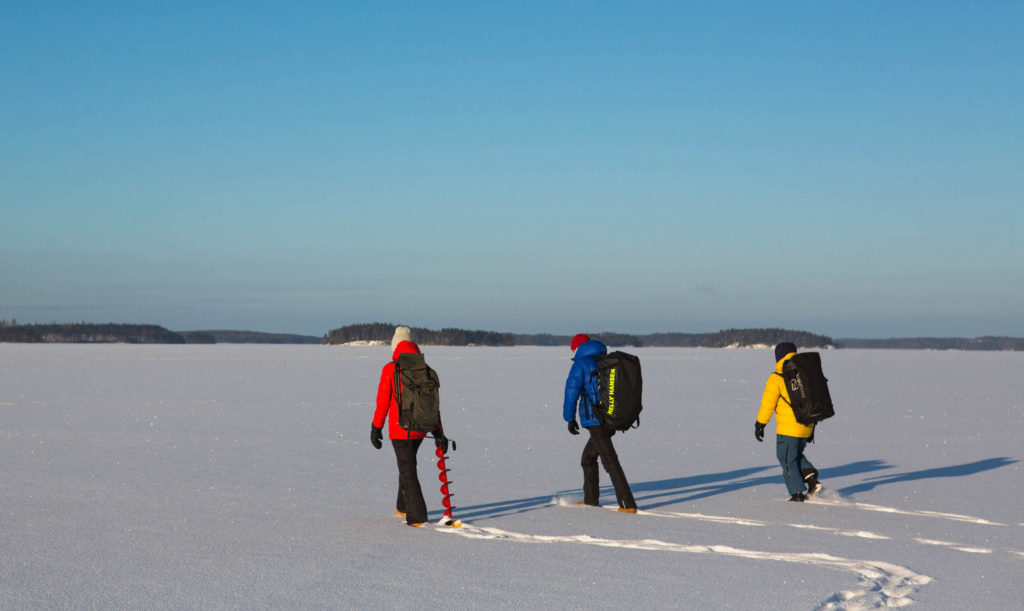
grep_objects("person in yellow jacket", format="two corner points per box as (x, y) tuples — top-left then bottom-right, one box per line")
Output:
(756, 342), (823, 502)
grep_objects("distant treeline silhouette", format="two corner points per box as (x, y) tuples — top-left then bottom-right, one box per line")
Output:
(179, 330), (320, 344)
(0, 322), (320, 344)
(323, 322), (515, 346)
(0, 322), (186, 344)
(838, 336), (1024, 351)
(323, 323), (834, 348)
(511, 329), (835, 348)
(2, 319), (1020, 350)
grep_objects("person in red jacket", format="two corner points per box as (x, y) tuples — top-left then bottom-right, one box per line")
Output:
(370, 327), (447, 527)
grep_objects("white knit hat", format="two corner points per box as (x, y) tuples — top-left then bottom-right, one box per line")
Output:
(391, 326), (412, 351)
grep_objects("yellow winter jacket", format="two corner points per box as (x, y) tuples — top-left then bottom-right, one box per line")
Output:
(758, 352), (815, 438)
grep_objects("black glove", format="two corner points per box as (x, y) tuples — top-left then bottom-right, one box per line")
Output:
(568, 420), (580, 435)
(435, 432), (449, 454)
(370, 425), (383, 449)
(754, 421), (766, 442)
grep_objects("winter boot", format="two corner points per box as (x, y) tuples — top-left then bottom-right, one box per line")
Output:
(803, 468), (823, 497)
(789, 492), (806, 502)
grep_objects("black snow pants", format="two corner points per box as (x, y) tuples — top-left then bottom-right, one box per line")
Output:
(581, 426), (636, 510)
(392, 438), (428, 524)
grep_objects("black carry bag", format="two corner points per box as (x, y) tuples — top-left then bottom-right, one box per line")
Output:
(393, 352), (441, 433)
(779, 352), (834, 425)
(591, 351), (643, 432)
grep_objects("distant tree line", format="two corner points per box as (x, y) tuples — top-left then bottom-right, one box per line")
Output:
(0, 323), (187, 344)
(838, 336), (1024, 351)
(704, 328), (834, 348)
(0, 323), (326, 345)
(179, 330), (320, 344)
(325, 324), (834, 348)
(510, 332), (710, 347)
(3, 319), (1020, 350)
(323, 323), (514, 346)
(322, 322), (396, 344)
(515, 329), (834, 348)
(616, 332), (708, 347)
(508, 333), (571, 346)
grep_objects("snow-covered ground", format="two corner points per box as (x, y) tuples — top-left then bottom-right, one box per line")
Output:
(1, 344), (1021, 609)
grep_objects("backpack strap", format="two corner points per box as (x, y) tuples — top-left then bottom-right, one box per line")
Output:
(585, 382), (593, 421)
(582, 370), (598, 422)
(772, 372), (791, 406)
(391, 360), (412, 440)
(391, 359), (401, 404)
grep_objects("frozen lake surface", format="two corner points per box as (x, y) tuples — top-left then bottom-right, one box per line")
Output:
(1, 344), (1021, 609)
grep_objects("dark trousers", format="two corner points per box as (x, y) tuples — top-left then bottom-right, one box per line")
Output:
(581, 426), (636, 510)
(392, 438), (428, 524)
(776, 434), (816, 496)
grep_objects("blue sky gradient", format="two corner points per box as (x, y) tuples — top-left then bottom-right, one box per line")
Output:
(3, 2), (1022, 337)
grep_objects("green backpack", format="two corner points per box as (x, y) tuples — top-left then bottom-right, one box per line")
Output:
(392, 352), (441, 433)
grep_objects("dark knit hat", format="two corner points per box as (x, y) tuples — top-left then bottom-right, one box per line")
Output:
(570, 334), (591, 352)
(775, 342), (797, 362)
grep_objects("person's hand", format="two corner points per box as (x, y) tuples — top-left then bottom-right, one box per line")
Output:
(370, 426), (383, 449)
(568, 421), (580, 435)
(754, 421), (766, 442)
(435, 432), (449, 454)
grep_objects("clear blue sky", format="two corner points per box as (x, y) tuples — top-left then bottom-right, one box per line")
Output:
(2, 2), (1022, 338)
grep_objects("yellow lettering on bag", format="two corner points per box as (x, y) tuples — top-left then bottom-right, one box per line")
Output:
(607, 368), (616, 414)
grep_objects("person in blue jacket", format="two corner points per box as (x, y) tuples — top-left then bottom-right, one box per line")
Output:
(563, 334), (637, 512)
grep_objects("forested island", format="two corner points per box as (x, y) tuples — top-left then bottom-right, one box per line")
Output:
(2, 320), (1021, 350)
(324, 323), (1024, 350)
(0, 323), (319, 344)
(838, 336), (1024, 351)
(0, 322), (187, 344)
(323, 322), (515, 346)
(322, 323), (835, 349)
(179, 330), (321, 344)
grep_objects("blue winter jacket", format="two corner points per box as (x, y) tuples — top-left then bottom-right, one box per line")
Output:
(563, 339), (608, 427)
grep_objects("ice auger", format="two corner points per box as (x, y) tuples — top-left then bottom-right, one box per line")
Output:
(435, 442), (461, 527)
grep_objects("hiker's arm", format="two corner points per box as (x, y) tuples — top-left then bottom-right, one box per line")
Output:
(372, 364), (392, 429)
(563, 362), (584, 422)
(756, 376), (779, 426)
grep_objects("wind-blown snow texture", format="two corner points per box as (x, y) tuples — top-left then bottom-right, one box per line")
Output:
(1, 345), (1021, 609)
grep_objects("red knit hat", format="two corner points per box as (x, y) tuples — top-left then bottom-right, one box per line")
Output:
(570, 334), (591, 352)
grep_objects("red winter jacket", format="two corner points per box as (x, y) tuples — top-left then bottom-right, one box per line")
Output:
(373, 340), (429, 440)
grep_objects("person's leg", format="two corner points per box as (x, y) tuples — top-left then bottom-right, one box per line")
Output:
(392, 438), (428, 524)
(798, 449), (816, 477)
(581, 435), (601, 505)
(587, 427), (636, 510)
(775, 435), (807, 496)
(395, 472), (406, 516)
(799, 451), (821, 495)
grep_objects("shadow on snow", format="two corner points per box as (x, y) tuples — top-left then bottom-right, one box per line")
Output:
(632, 460), (893, 510)
(445, 461), (888, 521)
(436, 457), (1016, 521)
(836, 457), (1018, 496)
